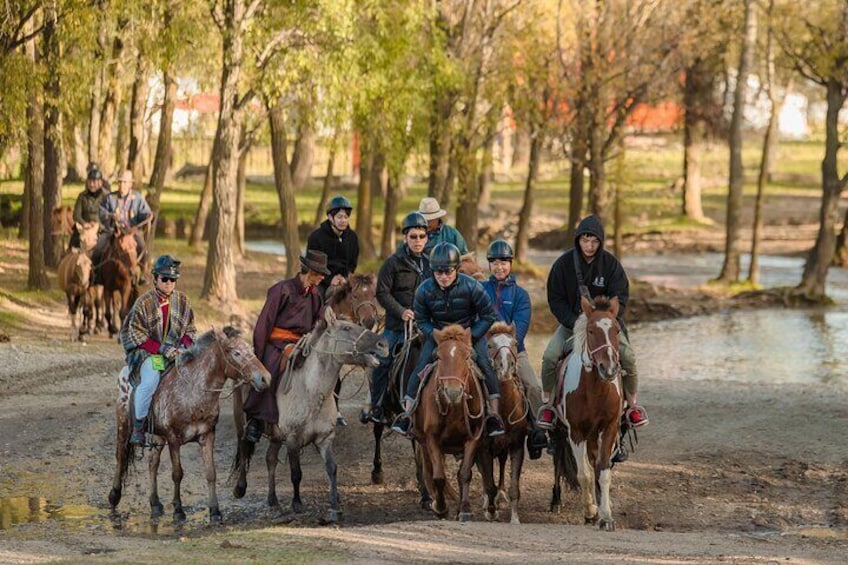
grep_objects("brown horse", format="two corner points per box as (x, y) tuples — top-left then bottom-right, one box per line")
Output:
(325, 273), (381, 331)
(549, 295), (623, 531)
(101, 231), (139, 338)
(477, 322), (529, 524)
(459, 252), (485, 281)
(76, 222), (105, 335)
(415, 324), (485, 521)
(108, 327), (270, 524)
(56, 248), (93, 342)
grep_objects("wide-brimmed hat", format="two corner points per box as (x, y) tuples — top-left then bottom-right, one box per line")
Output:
(300, 249), (331, 275)
(118, 170), (133, 184)
(418, 197), (447, 221)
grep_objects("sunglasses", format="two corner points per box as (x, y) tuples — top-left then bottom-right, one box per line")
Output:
(159, 276), (177, 283)
(407, 234), (427, 240)
(434, 268), (456, 276)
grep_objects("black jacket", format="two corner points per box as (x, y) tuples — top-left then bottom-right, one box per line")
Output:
(414, 273), (496, 341)
(377, 244), (432, 332)
(307, 220), (360, 291)
(546, 215), (629, 330)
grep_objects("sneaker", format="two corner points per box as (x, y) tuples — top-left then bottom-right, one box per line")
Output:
(627, 405), (649, 428)
(245, 418), (263, 443)
(486, 415), (505, 437)
(336, 413), (348, 427)
(527, 429), (547, 460)
(536, 406), (556, 430)
(391, 414), (410, 435)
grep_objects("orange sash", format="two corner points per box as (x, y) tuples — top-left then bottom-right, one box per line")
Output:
(269, 327), (302, 343)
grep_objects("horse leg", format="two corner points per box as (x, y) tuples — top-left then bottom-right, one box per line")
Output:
(93, 285), (105, 333)
(415, 443), (433, 510)
(425, 444), (448, 519)
(508, 441), (525, 525)
(457, 439), (479, 522)
(371, 423), (384, 485)
(496, 452), (509, 508)
(571, 440), (598, 524)
(266, 440), (284, 510)
(596, 427), (618, 531)
(198, 432), (222, 524)
(167, 442), (187, 523)
(286, 444), (304, 514)
(316, 436), (342, 524)
(476, 451), (498, 522)
(148, 445), (165, 519)
(550, 428), (563, 513)
(108, 410), (131, 510)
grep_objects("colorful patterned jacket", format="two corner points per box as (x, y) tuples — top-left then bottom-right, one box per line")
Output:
(120, 289), (197, 373)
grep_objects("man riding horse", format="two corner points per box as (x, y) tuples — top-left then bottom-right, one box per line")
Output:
(482, 239), (549, 459)
(361, 211), (432, 425)
(94, 170), (152, 286)
(120, 255), (197, 445)
(538, 215), (648, 460)
(392, 242), (505, 438)
(243, 249), (330, 443)
(69, 166), (109, 252)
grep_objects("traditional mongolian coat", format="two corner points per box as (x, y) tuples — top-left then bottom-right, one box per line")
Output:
(120, 289), (196, 376)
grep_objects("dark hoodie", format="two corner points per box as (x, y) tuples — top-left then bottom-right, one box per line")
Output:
(546, 215), (629, 330)
(307, 219), (360, 293)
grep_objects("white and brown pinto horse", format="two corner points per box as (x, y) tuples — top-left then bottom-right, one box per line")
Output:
(551, 295), (624, 531)
(108, 327), (270, 524)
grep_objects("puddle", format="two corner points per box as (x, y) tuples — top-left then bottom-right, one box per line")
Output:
(782, 525), (848, 540)
(0, 496), (103, 530)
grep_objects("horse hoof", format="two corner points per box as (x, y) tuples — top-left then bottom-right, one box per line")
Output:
(267, 495), (279, 508)
(510, 514), (521, 525)
(210, 509), (223, 525)
(174, 509), (186, 523)
(233, 484), (246, 499)
(484, 511), (498, 522)
(458, 512), (473, 523)
(108, 488), (122, 508)
(326, 509), (343, 524)
(150, 503), (164, 519)
(433, 506), (449, 519)
(584, 515), (598, 525)
(292, 500), (303, 514)
(550, 503), (561, 514)
(371, 471), (384, 485)
(420, 498), (432, 511)
(599, 519), (615, 531)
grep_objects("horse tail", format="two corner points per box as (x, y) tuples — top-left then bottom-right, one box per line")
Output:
(228, 385), (255, 486)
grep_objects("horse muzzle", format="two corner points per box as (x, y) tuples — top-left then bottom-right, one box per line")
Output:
(252, 369), (271, 391)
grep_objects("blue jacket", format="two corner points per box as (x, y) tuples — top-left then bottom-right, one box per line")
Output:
(413, 273), (495, 341)
(424, 222), (469, 255)
(100, 190), (152, 233)
(482, 274), (531, 352)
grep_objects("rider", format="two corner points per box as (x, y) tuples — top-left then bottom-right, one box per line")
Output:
(69, 167), (109, 251)
(361, 211), (432, 424)
(537, 214), (649, 436)
(481, 239), (549, 459)
(120, 255), (197, 445)
(307, 195), (360, 298)
(417, 197), (469, 256)
(392, 242), (505, 437)
(96, 169), (152, 285)
(243, 249), (330, 443)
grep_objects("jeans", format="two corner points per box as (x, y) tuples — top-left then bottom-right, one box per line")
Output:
(369, 328), (405, 408)
(134, 356), (160, 419)
(404, 334), (500, 402)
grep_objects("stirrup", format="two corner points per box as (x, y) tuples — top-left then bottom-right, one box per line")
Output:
(536, 405), (556, 430)
(625, 405), (649, 428)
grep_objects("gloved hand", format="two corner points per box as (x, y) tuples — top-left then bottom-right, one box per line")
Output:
(158, 344), (179, 360)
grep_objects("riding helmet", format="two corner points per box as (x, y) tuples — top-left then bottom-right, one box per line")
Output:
(429, 242), (461, 271)
(401, 211), (428, 234)
(486, 239), (513, 261)
(152, 254), (181, 279)
(326, 195), (353, 216)
(87, 168), (103, 181)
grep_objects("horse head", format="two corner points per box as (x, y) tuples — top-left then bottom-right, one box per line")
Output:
(314, 307), (388, 367)
(579, 295), (621, 382)
(487, 322), (518, 382)
(459, 253), (485, 281)
(433, 324), (474, 404)
(77, 222), (99, 253)
(325, 273), (381, 331)
(180, 327), (271, 392)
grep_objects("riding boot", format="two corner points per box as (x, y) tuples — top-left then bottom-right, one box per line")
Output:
(525, 412), (548, 460)
(486, 398), (505, 437)
(245, 418), (263, 443)
(130, 418), (146, 445)
(391, 399), (413, 435)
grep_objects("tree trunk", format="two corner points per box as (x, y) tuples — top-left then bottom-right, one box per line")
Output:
(512, 128), (531, 171)
(268, 102), (301, 278)
(88, 5), (107, 164)
(718, 0), (757, 283)
(235, 126), (249, 259)
(587, 125), (609, 226)
(189, 158), (214, 248)
(515, 127), (542, 263)
(147, 70), (176, 213)
(314, 131), (338, 226)
(454, 136), (480, 253)
(128, 50), (151, 186)
(380, 172), (401, 259)
(566, 135), (588, 244)
(428, 94), (453, 201)
(42, 2), (63, 268)
(290, 123), (315, 192)
(477, 120), (496, 212)
(26, 28), (48, 290)
(796, 79), (847, 299)
(97, 23), (127, 176)
(114, 101), (131, 174)
(682, 62), (707, 221)
(356, 138), (376, 260)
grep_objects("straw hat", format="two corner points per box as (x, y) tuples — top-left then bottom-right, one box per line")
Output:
(118, 170), (133, 184)
(418, 197), (447, 221)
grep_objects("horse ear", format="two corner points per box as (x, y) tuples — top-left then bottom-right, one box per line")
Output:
(508, 322), (516, 335)
(580, 295), (594, 317)
(324, 306), (337, 326)
(609, 296), (620, 318)
(212, 325), (225, 341)
(433, 327), (443, 342)
(463, 327), (472, 342)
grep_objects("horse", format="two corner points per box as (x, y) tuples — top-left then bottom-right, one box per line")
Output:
(108, 326), (270, 524)
(230, 307), (388, 524)
(56, 248), (93, 342)
(75, 221), (105, 335)
(549, 295), (623, 531)
(325, 273), (381, 331)
(477, 322), (529, 524)
(414, 324), (486, 521)
(101, 231), (139, 339)
(459, 252), (485, 281)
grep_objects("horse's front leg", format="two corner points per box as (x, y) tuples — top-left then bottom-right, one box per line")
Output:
(508, 440), (525, 525)
(265, 439), (283, 509)
(148, 444), (165, 519)
(595, 425), (618, 531)
(316, 435), (342, 523)
(285, 442), (304, 513)
(476, 449), (498, 522)
(413, 442), (433, 510)
(496, 452), (509, 507)
(571, 439), (598, 524)
(198, 431), (222, 524)
(371, 423), (384, 485)
(167, 441), (186, 523)
(425, 443), (449, 519)
(108, 409), (131, 509)
(457, 438), (480, 522)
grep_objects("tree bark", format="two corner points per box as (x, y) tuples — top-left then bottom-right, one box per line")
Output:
(268, 102), (300, 278)
(314, 131), (338, 227)
(454, 132), (480, 254)
(515, 127), (542, 263)
(97, 21), (127, 176)
(26, 27), (48, 290)
(88, 3), (107, 164)
(356, 137), (376, 260)
(189, 158), (214, 248)
(380, 172), (401, 259)
(566, 134), (588, 244)
(128, 49), (151, 186)
(682, 61), (707, 221)
(147, 69), (176, 213)
(477, 119), (497, 212)
(718, 0), (757, 283)
(235, 125), (249, 259)
(428, 94), (453, 201)
(42, 1), (63, 268)
(290, 123), (314, 192)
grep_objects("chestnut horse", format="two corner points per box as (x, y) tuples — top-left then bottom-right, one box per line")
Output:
(108, 327), (270, 523)
(325, 273), (381, 331)
(549, 295), (623, 531)
(101, 231), (139, 338)
(56, 248), (93, 342)
(415, 324), (485, 521)
(477, 322), (529, 524)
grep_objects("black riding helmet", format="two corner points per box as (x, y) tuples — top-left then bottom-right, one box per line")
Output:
(401, 211), (428, 234)
(152, 255), (181, 279)
(430, 242), (461, 271)
(487, 239), (513, 261)
(87, 168), (102, 181)
(326, 195), (353, 216)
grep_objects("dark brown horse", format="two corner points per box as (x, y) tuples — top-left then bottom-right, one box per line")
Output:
(108, 327), (270, 523)
(101, 231), (139, 338)
(477, 322), (529, 524)
(549, 295), (623, 531)
(415, 324), (485, 521)
(325, 273), (381, 331)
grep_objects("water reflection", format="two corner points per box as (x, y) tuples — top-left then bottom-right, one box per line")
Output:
(0, 496), (101, 530)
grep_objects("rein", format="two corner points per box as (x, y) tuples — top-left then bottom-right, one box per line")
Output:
(432, 349), (485, 440)
(490, 338), (527, 426)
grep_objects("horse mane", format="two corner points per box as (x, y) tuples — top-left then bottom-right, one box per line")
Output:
(325, 273), (377, 307)
(435, 324), (470, 344)
(489, 321), (514, 336)
(180, 326), (241, 364)
(592, 296), (613, 312)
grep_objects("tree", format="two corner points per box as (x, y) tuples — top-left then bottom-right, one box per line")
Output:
(42, 0), (64, 268)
